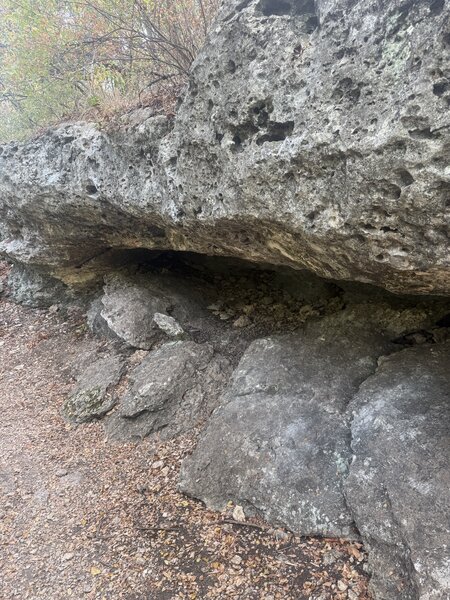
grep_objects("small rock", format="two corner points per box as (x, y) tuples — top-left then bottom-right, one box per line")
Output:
(55, 468), (68, 477)
(337, 580), (348, 591)
(272, 528), (291, 542)
(152, 460), (164, 470)
(0, 281), (4, 294)
(241, 304), (255, 315)
(323, 550), (338, 566)
(63, 552), (74, 561)
(231, 554), (242, 566)
(161, 466), (170, 477)
(62, 354), (125, 424)
(153, 312), (184, 338)
(347, 590), (358, 600)
(207, 303), (222, 311)
(232, 505), (246, 522)
(233, 315), (251, 328)
(49, 304), (60, 314)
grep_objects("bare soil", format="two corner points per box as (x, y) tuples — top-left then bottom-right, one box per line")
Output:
(0, 263), (371, 600)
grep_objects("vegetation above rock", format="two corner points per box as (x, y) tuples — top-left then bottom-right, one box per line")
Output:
(0, 0), (219, 141)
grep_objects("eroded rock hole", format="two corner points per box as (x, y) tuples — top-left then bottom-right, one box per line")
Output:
(85, 184), (98, 195)
(258, 0), (317, 21)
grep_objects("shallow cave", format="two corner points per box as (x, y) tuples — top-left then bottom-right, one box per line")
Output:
(29, 247), (447, 358)
(7, 247), (450, 358)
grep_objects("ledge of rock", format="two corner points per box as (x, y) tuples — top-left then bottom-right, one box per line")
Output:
(1, 0), (449, 295)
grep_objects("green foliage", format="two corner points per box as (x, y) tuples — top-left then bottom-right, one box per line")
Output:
(0, 0), (219, 141)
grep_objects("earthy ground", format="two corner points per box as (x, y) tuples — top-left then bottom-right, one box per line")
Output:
(0, 263), (371, 600)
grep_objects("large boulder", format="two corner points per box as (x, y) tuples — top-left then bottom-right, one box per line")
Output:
(345, 342), (450, 600)
(1, 0), (449, 295)
(180, 318), (450, 599)
(180, 309), (395, 537)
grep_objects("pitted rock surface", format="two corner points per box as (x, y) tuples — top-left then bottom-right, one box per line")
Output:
(1, 0), (449, 295)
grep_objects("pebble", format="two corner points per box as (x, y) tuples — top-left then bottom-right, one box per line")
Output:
(271, 528), (291, 542)
(233, 315), (251, 328)
(232, 505), (246, 522)
(207, 303), (221, 311)
(55, 468), (68, 477)
(337, 580), (348, 591)
(231, 555), (242, 566)
(62, 552), (74, 561)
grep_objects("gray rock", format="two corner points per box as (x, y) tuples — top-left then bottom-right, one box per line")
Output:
(105, 341), (232, 440)
(345, 342), (450, 600)
(98, 273), (174, 349)
(180, 310), (394, 537)
(62, 354), (125, 423)
(90, 271), (211, 348)
(8, 263), (71, 307)
(152, 312), (185, 338)
(1, 2), (449, 295)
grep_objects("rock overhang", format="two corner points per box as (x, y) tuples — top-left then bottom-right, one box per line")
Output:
(0, 0), (449, 296)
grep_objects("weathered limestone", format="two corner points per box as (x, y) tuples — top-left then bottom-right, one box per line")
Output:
(1, 0), (449, 295)
(62, 354), (125, 423)
(180, 310), (395, 537)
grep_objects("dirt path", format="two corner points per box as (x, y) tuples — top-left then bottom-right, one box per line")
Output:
(0, 272), (371, 599)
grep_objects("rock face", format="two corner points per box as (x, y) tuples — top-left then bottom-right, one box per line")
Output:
(180, 310), (395, 537)
(180, 317), (450, 599)
(345, 342), (450, 600)
(1, 0), (449, 295)
(105, 341), (232, 440)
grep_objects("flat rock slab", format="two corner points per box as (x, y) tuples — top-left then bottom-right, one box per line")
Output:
(105, 341), (232, 441)
(62, 354), (125, 423)
(345, 342), (450, 600)
(180, 311), (394, 537)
